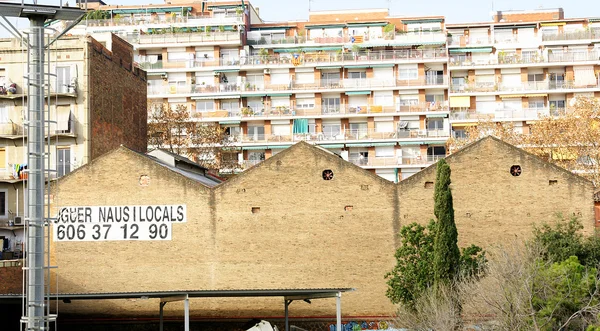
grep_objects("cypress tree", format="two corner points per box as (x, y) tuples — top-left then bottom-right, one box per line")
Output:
(432, 159), (460, 286)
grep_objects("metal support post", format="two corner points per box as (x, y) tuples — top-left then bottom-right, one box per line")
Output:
(336, 292), (342, 331)
(284, 299), (292, 331)
(184, 296), (190, 331)
(159, 302), (167, 331)
(26, 16), (46, 331)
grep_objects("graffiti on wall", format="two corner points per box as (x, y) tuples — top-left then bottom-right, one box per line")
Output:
(328, 321), (395, 331)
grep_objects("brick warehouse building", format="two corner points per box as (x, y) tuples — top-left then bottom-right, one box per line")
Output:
(0, 137), (596, 329)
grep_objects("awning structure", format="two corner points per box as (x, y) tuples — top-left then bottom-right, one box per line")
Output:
(345, 91), (371, 95)
(316, 66), (342, 70)
(540, 22), (566, 26)
(192, 95), (241, 100)
(218, 121), (241, 125)
(500, 94), (525, 98)
(110, 7), (191, 14)
(346, 143), (372, 147)
(426, 114), (448, 118)
(402, 18), (444, 24)
(214, 69), (240, 73)
(370, 63), (395, 68)
(305, 24), (346, 29)
(344, 65), (370, 69)
(451, 122), (478, 127)
(449, 96), (471, 107)
(371, 142), (396, 147)
(347, 22), (388, 27)
(56, 107), (72, 132)
(449, 47), (493, 53)
(399, 141), (424, 145)
(320, 144), (344, 149)
(525, 93), (548, 97)
(242, 146), (267, 150)
(268, 145), (292, 149)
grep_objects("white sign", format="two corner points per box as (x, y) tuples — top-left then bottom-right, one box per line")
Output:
(53, 205), (186, 242)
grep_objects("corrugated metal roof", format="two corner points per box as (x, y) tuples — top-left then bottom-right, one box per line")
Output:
(0, 288), (354, 301)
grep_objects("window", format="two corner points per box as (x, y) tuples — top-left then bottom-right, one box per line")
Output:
(527, 74), (544, 82)
(57, 148), (71, 177)
(220, 100), (240, 114)
(322, 72), (340, 86)
(0, 148), (5, 169)
(0, 190), (6, 219)
(529, 98), (544, 109)
(322, 123), (341, 138)
(373, 91), (394, 106)
(375, 146), (395, 157)
(195, 101), (214, 113)
(427, 146), (446, 156)
(248, 151), (265, 161)
(453, 130), (467, 139)
(246, 98), (263, 112)
(246, 74), (264, 89)
(296, 97), (315, 109)
(398, 66), (419, 80)
(427, 119), (444, 130)
(247, 126), (265, 141)
(349, 122), (368, 138)
(348, 71), (366, 79)
(56, 66), (70, 93)
(0, 103), (8, 123)
(425, 94), (445, 103)
(321, 98), (340, 113)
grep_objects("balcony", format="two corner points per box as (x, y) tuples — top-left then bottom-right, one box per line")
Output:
(81, 14), (243, 28)
(449, 50), (600, 68)
(233, 128), (449, 145)
(450, 79), (600, 94)
(448, 35), (492, 47)
(449, 108), (559, 121)
(542, 30), (600, 42)
(192, 102), (448, 120)
(149, 76), (448, 97)
(348, 154), (444, 167)
(248, 31), (447, 47)
(126, 31), (241, 45)
(0, 122), (24, 136)
(139, 49), (448, 71)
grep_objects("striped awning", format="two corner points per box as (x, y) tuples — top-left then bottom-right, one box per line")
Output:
(451, 122), (478, 127)
(500, 94), (525, 98)
(525, 93), (548, 97)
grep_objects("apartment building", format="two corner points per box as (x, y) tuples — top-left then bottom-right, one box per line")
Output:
(447, 8), (600, 138)
(0, 33), (147, 250)
(69, 0), (451, 183)
(69, 1), (600, 182)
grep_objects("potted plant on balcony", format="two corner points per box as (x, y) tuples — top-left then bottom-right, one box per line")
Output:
(383, 23), (395, 40)
(259, 48), (269, 64)
(241, 107), (254, 117)
(235, 7), (243, 17)
(218, 25), (225, 33)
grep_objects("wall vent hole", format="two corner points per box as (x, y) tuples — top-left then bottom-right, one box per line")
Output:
(251, 207), (260, 214)
(424, 181), (434, 189)
(344, 205), (353, 212)
(549, 180), (558, 185)
(510, 165), (522, 177)
(322, 169), (334, 180)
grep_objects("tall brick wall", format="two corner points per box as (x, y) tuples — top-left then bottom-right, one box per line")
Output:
(43, 139), (595, 319)
(87, 36), (147, 160)
(398, 137), (595, 248)
(0, 265), (22, 294)
(493, 9), (564, 23)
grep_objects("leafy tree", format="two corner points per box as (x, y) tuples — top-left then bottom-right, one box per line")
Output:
(448, 96), (600, 185)
(433, 159), (461, 287)
(147, 102), (239, 171)
(532, 256), (599, 330)
(385, 220), (436, 306)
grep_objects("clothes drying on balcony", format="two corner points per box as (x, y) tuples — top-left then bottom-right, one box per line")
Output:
(574, 67), (597, 87)
(292, 119), (309, 134)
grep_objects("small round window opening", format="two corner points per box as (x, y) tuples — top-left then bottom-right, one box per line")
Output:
(510, 165), (522, 177)
(322, 169), (334, 180)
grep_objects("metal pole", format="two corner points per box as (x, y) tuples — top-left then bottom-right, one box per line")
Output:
(336, 293), (341, 331)
(284, 300), (291, 331)
(159, 302), (166, 331)
(184, 297), (189, 331)
(26, 16), (47, 331)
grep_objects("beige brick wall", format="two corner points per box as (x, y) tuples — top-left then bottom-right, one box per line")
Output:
(398, 137), (595, 248)
(45, 138), (595, 319)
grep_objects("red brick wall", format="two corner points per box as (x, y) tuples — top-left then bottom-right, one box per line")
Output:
(493, 10), (564, 22)
(87, 36), (148, 160)
(0, 266), (23, 294)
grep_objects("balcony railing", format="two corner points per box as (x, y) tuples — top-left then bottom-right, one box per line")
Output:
(81, 14), (243, 28)
(232, 128), (449, 144)
(348, 154), (444, 167)
(247, 32), (446, 47)
(124, 31), (241, 45)
(149, 77), (448, 96)
(449, 107), (565, 121)
(450, 79), (600, 93)
(0, 122), (24, 136)
(192, 102), (448, 119)
(139, 49), (447, 71)
(542, 30), (600, 42)
(449, 50), (600, 67)
(448, 35), (492, 47)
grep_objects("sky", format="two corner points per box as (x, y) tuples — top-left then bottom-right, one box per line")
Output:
(1, 0), (600, 37)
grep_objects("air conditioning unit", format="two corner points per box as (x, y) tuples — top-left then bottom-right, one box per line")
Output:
(264, 69), (270, 74)
(14, 216), (23, 226)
